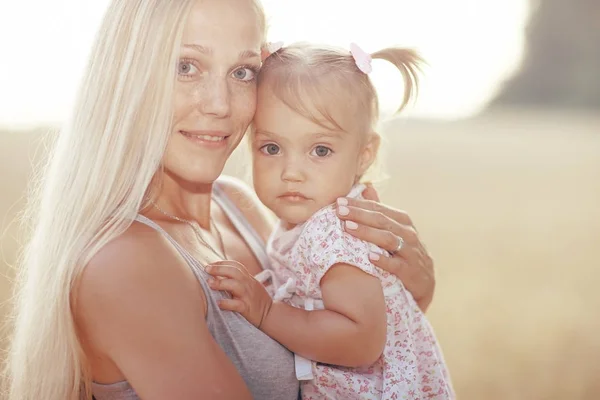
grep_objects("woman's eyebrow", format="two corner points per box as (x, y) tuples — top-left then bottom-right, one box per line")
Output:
(183, 44), (211, 54)
(239, 50), (260, 59)
(182, 44), (259, 60)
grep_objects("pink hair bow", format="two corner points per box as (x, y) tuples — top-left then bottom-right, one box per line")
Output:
(350, 42), (372, 74)
(267, 41), (284, 54)
(261, 41), (284, 61)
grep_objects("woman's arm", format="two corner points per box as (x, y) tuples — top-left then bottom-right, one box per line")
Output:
(336, 185), (436, 311)
(206, 262), (387, 368)
(217, 177), (435, 311)
(75, 224), (252, 400)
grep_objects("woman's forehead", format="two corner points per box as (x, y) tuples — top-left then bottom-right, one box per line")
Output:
(182, 0), (263, 53)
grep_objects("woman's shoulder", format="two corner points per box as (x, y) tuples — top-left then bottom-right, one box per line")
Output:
(83, 219), (186, 283)
(73, 221), (248, 396)
(216, 175), (275, 243)
(74, 219), (207, 345)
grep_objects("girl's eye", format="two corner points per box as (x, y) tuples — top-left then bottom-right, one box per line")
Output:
(177, 61), (199, 77)
(311, 145), (332, 157)
(232, 67), (257, 82)
(260, 143), (280, 155)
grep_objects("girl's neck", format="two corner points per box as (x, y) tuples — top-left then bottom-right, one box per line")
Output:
(281, 220), (299, 231)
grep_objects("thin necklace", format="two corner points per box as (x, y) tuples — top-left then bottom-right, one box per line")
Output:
(151, 201), (227, 260)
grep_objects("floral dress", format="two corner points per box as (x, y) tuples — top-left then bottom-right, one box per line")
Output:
(266, 185), (455, 400)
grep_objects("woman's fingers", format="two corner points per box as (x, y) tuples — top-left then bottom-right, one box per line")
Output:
(369, 250), (435, 309)
(341, 218), (418, 256)
(368, 252), (405, 278)
(336, 196), (413, 228)
(361, 183), (381, 202)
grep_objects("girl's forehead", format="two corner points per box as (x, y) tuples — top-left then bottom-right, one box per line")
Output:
(257, 79), (369, 135)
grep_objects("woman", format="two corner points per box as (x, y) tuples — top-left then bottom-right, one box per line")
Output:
(5, 0), (435, 399)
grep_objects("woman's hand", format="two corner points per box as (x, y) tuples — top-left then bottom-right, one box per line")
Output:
(206, 261), (273, 328)
(335, 185), (436, 312)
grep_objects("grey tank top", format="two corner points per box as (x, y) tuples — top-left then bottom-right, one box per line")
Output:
(91, 183), (299, 399)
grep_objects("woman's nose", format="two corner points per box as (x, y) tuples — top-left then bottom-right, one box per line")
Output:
(199, 77), (231, 118)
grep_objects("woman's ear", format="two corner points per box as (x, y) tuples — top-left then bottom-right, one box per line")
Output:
(358, 132), (381, 177)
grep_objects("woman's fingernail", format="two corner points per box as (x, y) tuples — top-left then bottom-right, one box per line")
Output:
(369, 252), (380, 261)
(337, 198), (348, 206)
(338, 206), (349, 216)
(345, 221), (358, 230)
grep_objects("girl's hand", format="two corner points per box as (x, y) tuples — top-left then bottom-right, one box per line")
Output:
(206, 261), (273, 328)
(335, 185), (436, 311)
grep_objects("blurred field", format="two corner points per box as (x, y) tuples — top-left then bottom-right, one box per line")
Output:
(1, 109), (599, 399)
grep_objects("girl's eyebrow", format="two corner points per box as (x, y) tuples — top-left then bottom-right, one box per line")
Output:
(312, 131), (344, 139)
(254, 130), (344, 140)
(253, 129), (278, 137)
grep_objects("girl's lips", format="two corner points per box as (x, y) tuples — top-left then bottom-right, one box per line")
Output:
(278, 192), (309, 202)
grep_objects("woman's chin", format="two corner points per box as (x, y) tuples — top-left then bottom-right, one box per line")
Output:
(163, 165), (226, 189)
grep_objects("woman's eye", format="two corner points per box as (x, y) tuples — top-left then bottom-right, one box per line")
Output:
(311, 145), (332, 157)
(260, 143), (281, 155)
(232, 67), (257, 82)
(177, 61), (199, 77)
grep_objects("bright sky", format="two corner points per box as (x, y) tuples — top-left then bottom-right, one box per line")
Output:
(0, 0), (529, 128)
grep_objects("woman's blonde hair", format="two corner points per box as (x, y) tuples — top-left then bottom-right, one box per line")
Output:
(4, 1), (266, 399)
(257, 42), (423, 182)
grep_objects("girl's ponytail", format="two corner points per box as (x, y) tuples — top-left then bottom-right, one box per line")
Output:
(371, 48), (424, 112)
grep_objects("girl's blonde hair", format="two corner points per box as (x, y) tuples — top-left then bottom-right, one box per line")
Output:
(3, 1), (266, 399)
(257, 42), (423, 182)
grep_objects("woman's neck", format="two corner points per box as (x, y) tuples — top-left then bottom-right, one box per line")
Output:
(148, 175), (215, 229)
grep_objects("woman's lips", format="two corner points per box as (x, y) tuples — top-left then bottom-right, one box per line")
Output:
(179, 130), (230, 146)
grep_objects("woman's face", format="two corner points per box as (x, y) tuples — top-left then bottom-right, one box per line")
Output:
(164, 0), (263, 186)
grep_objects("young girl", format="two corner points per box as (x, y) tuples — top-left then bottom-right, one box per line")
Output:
(207, 42), (454, 399)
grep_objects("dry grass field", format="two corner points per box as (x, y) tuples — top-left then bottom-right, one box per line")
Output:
(1, 109), (599, 399)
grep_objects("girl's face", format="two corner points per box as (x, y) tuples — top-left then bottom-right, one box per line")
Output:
(164, 0), (263, 187)
(251, 85), (378, 226)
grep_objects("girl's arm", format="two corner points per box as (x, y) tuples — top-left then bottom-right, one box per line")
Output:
(207, 261), (387, 368)
(262, 263), (387, 367)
